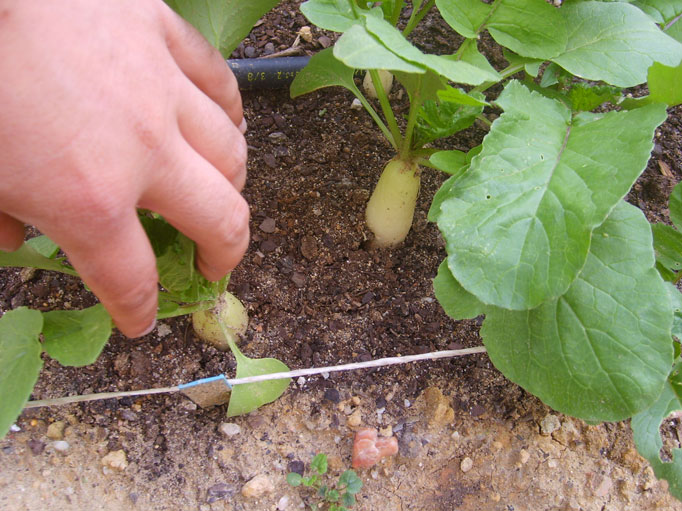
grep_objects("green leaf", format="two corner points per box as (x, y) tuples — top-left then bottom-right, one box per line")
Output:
(225, 339), (290, 417)
(670, 182), (682, 231)
(339, 470), (363, 494)
(653, 223), (682, 280)
(326, 489), (340, 502)
(648, 61), (682, 106)
(42, 305), (112, 367)
(342, 492), (356, 507)
(429, 150), (468, 176)
(481, 201), (674, 422)
(632, 0), (682, 43)
(437, 81), (667, 310)
(412, 88), (485, 147)
(165, 0), (279, 57)
(311, 453), (328, 475)
(26, 236), (59, 258)
(665, 283), (682, 340)
(435, 0), (490, 39)
(551, 1), (682, 87)
(362, 15), (500, 84)
(0, 308), (44, 438)
(300, 0), (357, 32)
(487, 0), (567, 59)
(566, 83), (622, 112)
(287, 472), (303, 487)
(632, 360), (682, 500)
(0, 243), (77, 276)
(291, 48), (360, 98)
(433, 261), (485, 320)
(334, 24), (424, 73)
(483, 0), (682, 87)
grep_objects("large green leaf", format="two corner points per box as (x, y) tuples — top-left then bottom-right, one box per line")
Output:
(0, 308), (43, 438)
(42, 305), (113, 367)
(436, 81), (666, 310)
(300, 0), (357, 32)
(412, 89), (485, 147)
(481, 201), (673, 422)
(226, 338), (291, 417)
(670, 181), (682, 231)
(552, 1), (682, 87)
(0, 243), (77, 276)
(433, 261), (485, 320)
(435, 0), (490, 39)
(653, 223), (682, 280)
(290, 47), (359, 98)
(632, 360), (682, 500)
(648, 61), (682, 106)
(632, 0), (682, 42)
(165, 0), (279, 57)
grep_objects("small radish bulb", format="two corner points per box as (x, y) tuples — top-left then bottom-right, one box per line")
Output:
(363, 70), (394, 99)
(192, 291), (248, 350)
(365, 158), (420, 248)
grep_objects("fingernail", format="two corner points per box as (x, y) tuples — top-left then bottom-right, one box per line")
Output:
(136, 318), (157, 338)
(239, 118), (247, 134)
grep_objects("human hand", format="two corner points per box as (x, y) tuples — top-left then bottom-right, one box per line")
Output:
(0, 0), (249, 337)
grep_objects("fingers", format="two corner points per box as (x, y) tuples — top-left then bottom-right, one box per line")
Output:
(176, 82), (248, 191)
(52, 211), (159, 338)
(141, 141), (250, 282)
(0, 212), (25, 251)
(160, 3), (244, 128)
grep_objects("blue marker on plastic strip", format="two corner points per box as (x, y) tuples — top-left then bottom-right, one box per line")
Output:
(178, 375), (232, 407)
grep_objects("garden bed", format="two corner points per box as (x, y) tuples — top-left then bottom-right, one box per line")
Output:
(1, 1), (682, 509)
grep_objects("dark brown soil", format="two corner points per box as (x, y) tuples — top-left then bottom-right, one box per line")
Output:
(1, 2), (682, 510)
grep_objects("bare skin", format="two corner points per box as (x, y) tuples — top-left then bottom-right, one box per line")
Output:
(0, 0), (250, 337)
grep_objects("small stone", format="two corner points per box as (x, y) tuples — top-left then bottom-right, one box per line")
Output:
(318, 35), (332, 48)
(460, 457), (473, 473)
(244, 46), (256, 58)
(206, 483), (235, 503)
(219, 423), (241, 437)
(379, 426), (393, 437)
(291, 272), (306, 288)
(540, 414), (561, 436)
(52, 440), (69, 453)
(241, 474), (275, 498)
(259, 217), (276, 233)
(287, 460), (305, 476)
(423, 387), (454, 428)
(518, 449), (530, 465)
(350, 98), (363, 110)
(9, 424), (20, 433)
(348, 409), (363, 427)
(324, 388), (341, 403)
(46, 420), (66, 440)
(101, 450), (128, 471)
(263, 42), (275, 55)
(297, 26), (313, 43)
(263, 153), (278, 169)
(300, 236), (318, 260)
(277, 495), (291, 510)
(27, 439), (45, 455)
(156, 323), (172, 337)
(592, 474), (613, 497)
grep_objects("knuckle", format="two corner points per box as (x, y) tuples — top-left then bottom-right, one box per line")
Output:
(217, 196), (250, 249)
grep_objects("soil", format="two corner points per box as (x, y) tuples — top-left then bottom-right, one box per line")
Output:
(2, 2), (682, 510)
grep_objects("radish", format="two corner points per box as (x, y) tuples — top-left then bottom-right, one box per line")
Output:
(191, 291), (248, 350)
(365, 158), (420, 247)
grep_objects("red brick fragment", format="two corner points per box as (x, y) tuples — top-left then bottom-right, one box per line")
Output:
(351, 428), (399, 469)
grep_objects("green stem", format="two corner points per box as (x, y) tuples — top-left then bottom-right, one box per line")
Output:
(476, 113), (492, 127)
(471, 62), (526, 94)
(390, 0), (404, 26)
(369, 69), (403, 149)
(403, 0), (436, 37)
(401, 77), (423, 159)
(353, 91), (397, 151)
(156, 300), (213, 320)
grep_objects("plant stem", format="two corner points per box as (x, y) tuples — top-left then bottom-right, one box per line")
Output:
(476, 113), (492, 127)
(403, 0), (436, 37)
(400, 77), (422, 159)
(389, 0), (404, 26)
(156, 300), (213, 319)
(369, 69), (403, 149)
(471, 62), (526, 94)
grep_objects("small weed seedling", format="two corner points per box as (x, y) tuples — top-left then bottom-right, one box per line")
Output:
(287, 454), (363, 511)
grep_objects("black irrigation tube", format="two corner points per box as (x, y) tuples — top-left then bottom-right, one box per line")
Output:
(227, 56), (311, 90)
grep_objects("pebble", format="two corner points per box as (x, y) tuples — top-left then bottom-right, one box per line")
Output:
(323, 388), (340, 403)
(347, 409), (363, 427)
(101, 450), (128, 471)
(277, 495), (291, 510)
(592, 474), (613, 497)
(241, 474), (275, 498)
(52, 441), (69, 453)
(540, 414), (561, 436)
(291, 272), (306, 288)
(460, 457), (473, 473)
(46, 421), (66, 440)
(518, 449), (530, 465)
(318, 35), (331, 48)
(219, 423), (242, 437)
(206, 483), (235, 503)
(259, 217), (277, 233)
(9, 424), (20, 433)
(156, 323), (172, 337)
(244, 46), (256, 58)
(423, 387), (454, 428)
(350, 98), (363, 110)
